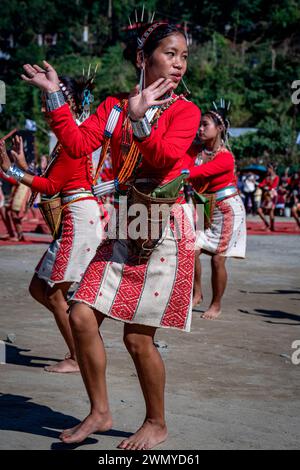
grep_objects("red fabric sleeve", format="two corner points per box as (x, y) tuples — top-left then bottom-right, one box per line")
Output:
(135, 100), (201, 168)
(189, 151), (234, 180)
(259, 175), (279, 189)
(30, 149), (79, 194)
(271, 175), (280, 189)
(0, 169), (18, 185)
(46, 98), (114, 158)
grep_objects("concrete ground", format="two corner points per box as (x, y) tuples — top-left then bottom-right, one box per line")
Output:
(0, 235), (299, 450)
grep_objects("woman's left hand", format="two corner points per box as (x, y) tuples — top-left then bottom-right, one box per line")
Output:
(128, 78), (174, 121)
(0, 140), (12, 172)
(11, 135), (28, 170)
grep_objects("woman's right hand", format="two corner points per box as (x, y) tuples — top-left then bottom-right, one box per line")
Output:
(11, 136), (28, 171)
(128, 78), (174, 121)
(21, 61), (60, 93)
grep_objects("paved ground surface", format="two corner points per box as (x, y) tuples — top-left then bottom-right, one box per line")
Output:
(0, 234), (299, 450)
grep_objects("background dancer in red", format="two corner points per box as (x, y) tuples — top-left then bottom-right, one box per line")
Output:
(0, 168), (17, 239)
(0, 75), (103, 373)
(257, 163), (279, 231)
(20, 21), (200, 449)
(186, 100), (246, 319)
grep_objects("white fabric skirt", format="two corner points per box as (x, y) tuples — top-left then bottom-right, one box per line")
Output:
(195, 194), (246, 258)
(71, 204), (195, 332)
(36, 198), (103, 286)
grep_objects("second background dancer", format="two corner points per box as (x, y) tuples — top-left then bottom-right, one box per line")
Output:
(187, 100), (246, 319)
(0, 75), (103, 372)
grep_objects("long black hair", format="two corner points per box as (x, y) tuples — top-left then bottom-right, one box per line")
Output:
(58, 75), (94, 116)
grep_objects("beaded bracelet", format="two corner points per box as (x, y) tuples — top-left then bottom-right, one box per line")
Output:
(45, 90), (66, 112)
(130, 115), (151, 139)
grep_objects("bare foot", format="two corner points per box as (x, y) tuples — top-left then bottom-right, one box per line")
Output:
(201, 305), (221, 320)
(18, 233), (26, 241)
(59, 411), (113, 443)
(117, 419), (168, 451)
(44, 358), (80, 373)
(193, 293), (203, 308)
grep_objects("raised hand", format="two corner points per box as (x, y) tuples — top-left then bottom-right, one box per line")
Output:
(11, 135), (28, 170)
(0, 140), (12, 172)
(128, 78), (174, 121)
(21, 61), (60, 93)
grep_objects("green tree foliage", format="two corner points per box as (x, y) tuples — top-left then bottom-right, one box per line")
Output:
(0, 0), (299, 165)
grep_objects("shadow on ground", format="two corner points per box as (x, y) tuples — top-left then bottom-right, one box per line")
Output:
(0, 393), (131, 449)
(5, 344), (60, 368)
(240, 289), (300, 296)
(239, 308), (300, 325)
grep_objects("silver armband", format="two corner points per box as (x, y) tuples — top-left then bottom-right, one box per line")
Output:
(130, 115), (152, 139)
(45, 90), (66, 112)
(6, 164), (25, 182)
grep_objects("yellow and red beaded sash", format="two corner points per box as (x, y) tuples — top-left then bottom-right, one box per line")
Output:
(93, 95), (181, 188)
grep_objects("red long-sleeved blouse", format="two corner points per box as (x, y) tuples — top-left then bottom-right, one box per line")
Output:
(0, 169), (18, 185)
(258, 175), (279, 190)
(46, 94), (201, 184)
(31, 147), (92, 195)
(188, 149), (237, 192)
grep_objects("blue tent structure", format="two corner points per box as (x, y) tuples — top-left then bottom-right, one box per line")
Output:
(241, 164), (267, 174)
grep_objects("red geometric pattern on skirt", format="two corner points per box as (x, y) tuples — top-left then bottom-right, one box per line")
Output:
(160, 205), (195, 329)
(74, 241), (114, 305)
(216, 199), (234, 254)
(109, 259), (148, 321)
(51, 207), (74, 281)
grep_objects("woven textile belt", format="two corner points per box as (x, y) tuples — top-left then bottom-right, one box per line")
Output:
(213, 186), (238, 202)
(61, 190), (94, 205)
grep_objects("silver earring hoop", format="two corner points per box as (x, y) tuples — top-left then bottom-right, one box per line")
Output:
(139, 66), (145, 92)
(181, 77), (191, 95)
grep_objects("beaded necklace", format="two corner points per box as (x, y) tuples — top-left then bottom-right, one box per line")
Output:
(94, 94), (182, 186)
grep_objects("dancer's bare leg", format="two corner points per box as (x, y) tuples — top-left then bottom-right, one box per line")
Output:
(269, 209), (275, 231)
(0, 206), (15, 237)
(257, 208), (270, 230)
(11, 210), (25, 241)
(291, 206), (300, 228)
(59, 304), (112, 443)
(202, 254), (227, 320)
(193, 249), (203, 307)
(118, 324), (168, 450)
(29, 274), (79, 373)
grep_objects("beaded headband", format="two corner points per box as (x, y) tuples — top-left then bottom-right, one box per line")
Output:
(207, 99), (231, 130)
(59, 82), (77, 112)
(207, 110), (226, 129)
(137, 22), (168, 50)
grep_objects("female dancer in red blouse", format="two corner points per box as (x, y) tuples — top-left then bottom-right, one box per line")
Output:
(19, 22), (200, 449)
(187, 101), (246, 319)
(257, 163), (279, 231)
(0, 77), (103, 373)
(0, 168), (17, 239)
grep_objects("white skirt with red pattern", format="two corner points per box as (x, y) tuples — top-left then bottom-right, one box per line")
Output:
(195, 194), (246, 258)
(36, 198), (103, 286)
(71, 203), (195, 332)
